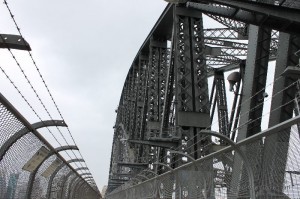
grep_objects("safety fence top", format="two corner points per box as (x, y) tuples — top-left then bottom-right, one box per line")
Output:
(0, 93), (101, 199)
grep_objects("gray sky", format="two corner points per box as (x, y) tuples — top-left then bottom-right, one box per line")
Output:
(0, 0), (167, 189)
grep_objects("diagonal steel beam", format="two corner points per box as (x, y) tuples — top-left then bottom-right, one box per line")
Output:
(187, 1), (300, 35)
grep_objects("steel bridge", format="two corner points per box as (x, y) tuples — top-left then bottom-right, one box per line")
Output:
(106, 1), (300, 198)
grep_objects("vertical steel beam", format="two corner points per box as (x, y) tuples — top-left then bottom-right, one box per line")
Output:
(260, 33), (300, 197)
(160, 39), (175, 136)
(214, 71), (230, 137)
(236, 25), (272, 140)
(136, 55), (149, 164)
(123, 76), (132, 134)
(128, 64), (139, 141)
(173, 6), (210, 161)
(146, 38), (168, 137)
(146, 38), (168, 173)
(230, 25), (272, 198)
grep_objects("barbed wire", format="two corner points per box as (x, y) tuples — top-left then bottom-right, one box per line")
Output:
(1, 0), (97, 186)
(0, 33), (85, 169)
(0, 65), (73, 159)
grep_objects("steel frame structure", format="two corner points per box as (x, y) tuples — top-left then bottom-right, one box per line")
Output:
(107, 1), (300, 198)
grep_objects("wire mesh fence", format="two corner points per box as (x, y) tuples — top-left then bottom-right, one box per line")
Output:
(0, 93), (100, 199)
(106, 116), (300, 199)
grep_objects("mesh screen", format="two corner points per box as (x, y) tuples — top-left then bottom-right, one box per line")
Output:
(68, 176), (81, 198)
(107, 123), (300, 199)
(0, 103), (27, 149)
(31, 154), (56, 199)
(0, 133), (48, 199)
(50, 166), (70, 198)
(0, 100), (99, 199)
(62, 173), (76, 198)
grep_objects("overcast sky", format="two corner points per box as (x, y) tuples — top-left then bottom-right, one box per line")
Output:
(0, 0), (168, 190)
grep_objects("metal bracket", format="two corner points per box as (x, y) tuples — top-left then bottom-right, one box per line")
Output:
(0, 34), (31, 50)
(118, 162), (148, 169)
(127, 139), (178, 149)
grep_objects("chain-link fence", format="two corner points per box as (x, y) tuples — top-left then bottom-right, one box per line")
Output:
(0, 93), (101, 199)
(106, 116), (300, 199)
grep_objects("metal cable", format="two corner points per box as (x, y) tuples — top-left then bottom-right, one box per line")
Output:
(2, 0), (97, 186)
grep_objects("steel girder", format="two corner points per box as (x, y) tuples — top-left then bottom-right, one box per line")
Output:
(187, 0), (300, 35)
(229, 25), (272, 196)
(204, 28), (247, 40)
(237, 25), (272, 140)
(211, 71), (229, 137)
(205, 14), (247, 36)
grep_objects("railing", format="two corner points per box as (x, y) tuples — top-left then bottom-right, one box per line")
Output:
(0, 93), (100, 199)
(106, 116), (300, 199)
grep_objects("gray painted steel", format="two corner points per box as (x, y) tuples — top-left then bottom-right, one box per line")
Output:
(0, 34), (31, 50)
(106, 2), (300, 198)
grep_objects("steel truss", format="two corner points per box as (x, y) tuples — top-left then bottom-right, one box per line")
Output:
(106, 1), (300, 198)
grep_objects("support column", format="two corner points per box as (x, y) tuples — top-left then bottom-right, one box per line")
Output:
(260, 33), (300, 197)
(136, 55), (149, 164)
(236, 25), (272, 140)
(214, 71), (230, 138)
(230, 25), (272, 198)
(173, 6), (210, 162)
(146, 38), (168, 173)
